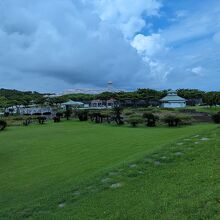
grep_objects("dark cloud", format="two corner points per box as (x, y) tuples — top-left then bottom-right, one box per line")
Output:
(0, 0), (148, 90)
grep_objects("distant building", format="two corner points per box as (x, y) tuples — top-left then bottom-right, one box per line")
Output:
(186, 98), (203, 106)
(5, 105), (52, 115)
(90, 99), (104, 108)
(90, 99), (118, 109)
(107, 98), (118, 108)
(160, 90), (186, 108)
(61, 100), (84, 110)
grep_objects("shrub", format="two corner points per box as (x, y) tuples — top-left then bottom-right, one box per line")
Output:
(53, 116), (61, 123)
(0, 120), (7, 131)
(124, 110), (133, 116)
(89, 111), (103, 123)
(163, 114), (181, 127)
(64, 110), (72, 120)
(212, 112), (220, 123)
(112, 107), (124, 125)
(37, 116), (47, 124)
(56, 112), (63, 118)
(23, 117), (31, 126)
(43, 112), (52, 115)
(76, 110), (88, 121)
(178, 114), (193, 125)
(127, 115), (143, 127)
(143, 112), (159, 127)
(33, 113), (42, 116)
(4, 112), (9, 117)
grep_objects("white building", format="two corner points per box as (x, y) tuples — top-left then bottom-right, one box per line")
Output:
(5, 105), (52, 115)
(160, 90), (186, 108)
(90, 99), (118, 109)
(61, 100), (85, 110)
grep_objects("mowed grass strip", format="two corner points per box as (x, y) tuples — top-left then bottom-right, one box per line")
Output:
(34, 126), (220, 220)
(0, 121), (217, 218)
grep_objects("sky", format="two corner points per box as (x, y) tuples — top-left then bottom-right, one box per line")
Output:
(0, 0), (220, 92)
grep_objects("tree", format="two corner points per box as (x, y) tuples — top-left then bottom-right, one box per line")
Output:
(76, 110), (89, 121)
(53, 116), (61, 123)
(112, 106), (124, 125)
(37, 116), (46, 124)
(0, 120), (7, 131)
(64, 110), (72, 120)
(203, 92), (220, 106)
(212, 112), (220, 124)
(127, 115), (143, 127)
(0, 96), (9, 108)
(163, 114), (181, 127)
(89, 111), (103, 123)
(143, 112), (159, 127)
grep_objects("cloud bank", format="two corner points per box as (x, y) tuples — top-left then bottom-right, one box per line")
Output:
(0, 0), (161, 91)
(0, 0), (219, 91)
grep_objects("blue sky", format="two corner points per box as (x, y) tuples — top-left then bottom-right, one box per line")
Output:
(0, 0), (219, 92)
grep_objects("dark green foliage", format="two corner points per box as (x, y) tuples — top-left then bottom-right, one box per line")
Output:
(64, 110), (72, 120)
(54, 112), (63, 122)
(56, 112), (63, 118)
(127, 115), (143, 127)
(0, 120), (7, 131)
(23, 118), (31, 126)
(177, 89), (205, 99)
(43, 112), (52, 115)
(112, 106), (124, 125)
(32, 113), (42, 116)
(203, 92), (220, 106)
(212, 112), (220, 123)
(1, 88), (220, 109)
(4, 112), (9, 117)
(96, 92), (116, 100)
(163, 114), (181, 127)
(0, 88), (43, 108)
(143, 112), (159, 127)
(48, 97), (68, 106)
(163, 114), (192, 127)
(76, 110), (89, 121)
(37, 116), (47, 124)
(100, 111), (111, 123)
(89, 111), (103, 123)
(53, 116), (61, 123)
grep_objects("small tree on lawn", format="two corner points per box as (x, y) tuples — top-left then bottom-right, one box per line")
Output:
(143, 112), (159, 127)
(64, 110), (72, 120)
(0, 120), (7, 131)
(53, 116), (61, 123)
(37, 116), (47, 125)
(212, 112), (220, 124)
(127, 115), (143, 127)
(163, 114), (181, 127)
(23, 117), (31, 126)
(112, 106), (124, 125)
(76, 110), (88, 121)
(89, 112), (103, 123)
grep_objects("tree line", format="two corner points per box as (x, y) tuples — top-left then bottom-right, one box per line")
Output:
(0, 88), (220, 108)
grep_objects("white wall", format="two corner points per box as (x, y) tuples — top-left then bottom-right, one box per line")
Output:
(162, 102), (186, 108)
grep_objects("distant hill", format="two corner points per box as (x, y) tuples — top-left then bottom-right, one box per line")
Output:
(0, 88), (44, 107)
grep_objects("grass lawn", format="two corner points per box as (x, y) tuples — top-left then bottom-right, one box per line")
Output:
(0, 121), (218, 219)
(186, 106), (220, 114)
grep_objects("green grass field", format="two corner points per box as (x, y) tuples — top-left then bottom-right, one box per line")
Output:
(186, 106), (220, 114)
(0, 121), (219, 219)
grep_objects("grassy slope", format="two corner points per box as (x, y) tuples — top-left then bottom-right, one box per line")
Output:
(53, 127), (220, 220)
(0, 121), (217, 219)
(187, 106), (220, 114)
